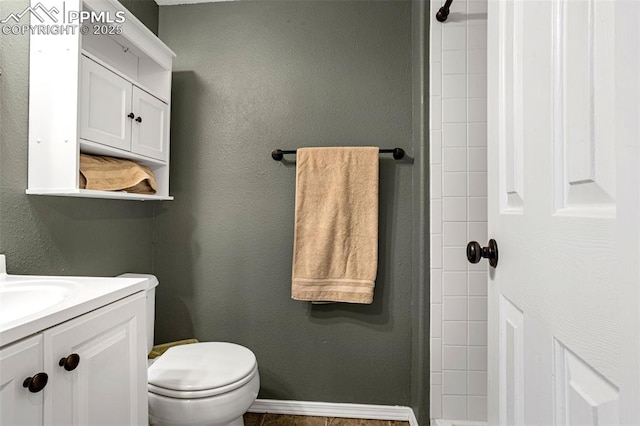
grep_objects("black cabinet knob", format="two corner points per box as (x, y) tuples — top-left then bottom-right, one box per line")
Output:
(135, 116), (142, 123)
(466, 239), (499, 268)
(23, 372), (48, 393)
(59, 353), (80, 371)
(127, 113), (135, 119)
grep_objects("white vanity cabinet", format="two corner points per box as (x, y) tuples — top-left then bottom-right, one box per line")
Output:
(0, 293), (147, 426)
(45, 293), (147, 425)
(27, 0), (176, 201)
(0, 335), (45, 426)
(79, 56), (169, 162)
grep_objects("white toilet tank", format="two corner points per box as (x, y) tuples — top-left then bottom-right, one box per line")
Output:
(118, 273), (159, 354)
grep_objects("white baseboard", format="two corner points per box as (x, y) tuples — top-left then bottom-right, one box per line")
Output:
(249, 399), (419, 426)
(431, 420), (487, 426)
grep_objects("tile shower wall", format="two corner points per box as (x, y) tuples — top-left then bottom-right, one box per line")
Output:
(429, 0), (488, 421)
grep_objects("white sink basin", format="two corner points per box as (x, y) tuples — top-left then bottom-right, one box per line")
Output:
(0, 280), (79, 325)
(0, 255), (149, 347)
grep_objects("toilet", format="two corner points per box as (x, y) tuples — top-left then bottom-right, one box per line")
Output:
(122, 274), (260, 426)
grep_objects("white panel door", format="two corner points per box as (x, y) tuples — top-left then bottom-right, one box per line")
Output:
(487, 0), (640, 425)
(0, 335), (45, 426)
(79, 56), (133, 151)
(131, 87), (169, 162)
(43, 294), (147, 426)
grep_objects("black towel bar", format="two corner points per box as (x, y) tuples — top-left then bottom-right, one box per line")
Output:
(271, 148), (405, 161)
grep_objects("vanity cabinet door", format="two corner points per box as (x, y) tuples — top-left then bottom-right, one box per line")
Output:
(130, 87), (169, 162)
(79, 56), (133, 151)
(43, 293), (147, 426)
(0, 335), (45, 426)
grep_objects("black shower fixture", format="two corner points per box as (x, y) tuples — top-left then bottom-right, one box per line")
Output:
(436, 0), (454, 22)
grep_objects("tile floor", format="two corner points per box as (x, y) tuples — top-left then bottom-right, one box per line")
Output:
(243, 413), (409, 426)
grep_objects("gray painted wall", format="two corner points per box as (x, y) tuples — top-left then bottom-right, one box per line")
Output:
(0, 1), (158, 276)
(118, 0), (159, 35)
(410, 1), (430, 422)
(155, 1), (415, 405)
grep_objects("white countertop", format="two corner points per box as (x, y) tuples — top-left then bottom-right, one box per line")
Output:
(0, 255), (148, 347)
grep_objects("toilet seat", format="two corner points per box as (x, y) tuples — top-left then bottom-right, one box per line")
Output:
(148, 342), (258, 399)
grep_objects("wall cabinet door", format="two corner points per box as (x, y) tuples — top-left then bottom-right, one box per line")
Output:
(79, 56), (168, 163)
(43, 294), (147, 426)
(131, 87), (169, 162)
(80, 56), (133, 151)
(0, 335), (45, 426)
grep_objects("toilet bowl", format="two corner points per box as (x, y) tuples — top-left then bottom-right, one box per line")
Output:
(148, 342), (260, 426)
(118, 274), (260, 426)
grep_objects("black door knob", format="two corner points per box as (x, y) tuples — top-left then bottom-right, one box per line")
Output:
(466, 239), (499, 268)
(23, 372), (48, 393)
(59, 353), (80, 371)
(135, 116), (142, 123)
(127, 112), (135, 119)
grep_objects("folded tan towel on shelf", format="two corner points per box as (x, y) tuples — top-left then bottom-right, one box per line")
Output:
(79, 154), (158, 194)
(292, 147), (379, 304)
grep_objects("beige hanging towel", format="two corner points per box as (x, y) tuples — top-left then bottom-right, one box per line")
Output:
(292, 147), (379, 304)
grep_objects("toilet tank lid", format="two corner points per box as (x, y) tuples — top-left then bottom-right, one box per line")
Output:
(118, 273), (159, 289)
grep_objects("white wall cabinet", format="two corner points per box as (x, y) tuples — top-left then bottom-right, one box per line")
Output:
(79, 56), (169, 162)
(0, 293), (147, 425)
(27, 0), (175, 201)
